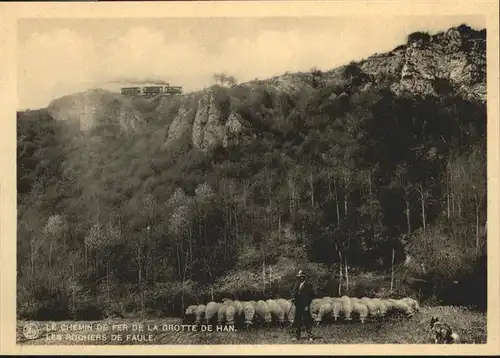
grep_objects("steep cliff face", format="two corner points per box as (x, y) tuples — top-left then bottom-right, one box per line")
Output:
(261, 72), (315, 95)
(223, 112), (245, 148)
(47, 89), (143, 132)
(161, 89), (245, 151)
(192, 90), (225, 150)
(163, 94), (199, 148)
(400, 27), (485, 102)
(359, 25), (486, 102)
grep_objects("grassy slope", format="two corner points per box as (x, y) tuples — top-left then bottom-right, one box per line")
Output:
(17, 306), (486, 345)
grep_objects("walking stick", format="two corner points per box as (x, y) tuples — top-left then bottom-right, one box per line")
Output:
(287, 301), (295, 333)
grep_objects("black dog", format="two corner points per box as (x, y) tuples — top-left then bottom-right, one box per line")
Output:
(430, 316), (460, 344)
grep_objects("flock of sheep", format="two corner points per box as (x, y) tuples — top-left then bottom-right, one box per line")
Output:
(183, 296), (420, 329)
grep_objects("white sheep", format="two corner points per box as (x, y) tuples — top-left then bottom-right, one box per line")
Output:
(224, 302), (237, 326)
(349, 297), (361, 309)
(184, 305), (198, 323)
(315, 302), (334, 325)
(217, 303), (228, 325)
(388, 298), (412, 317)
(352, 301), (369, 324)
(322, 296), (336, 304)
(266, 299), (285, 325)
(371, 298), (388, 317)
(360, 297), (380, 318)
(381, 299), (395, 316)
(233, 300), (244, 317)
(230, 300), (244, 325)
(323, 297), (341, 307)
(242, 301), (256, 328)
(195, 304), (206, 325)
(205, 302), (221, 324)
(254, 300), (272, 327)
(332, 301), (343, 322)
(340, 296), (353, 321)
(310, 298), (326, 320)
(276, 298), (292, 322)
(401, 297), (420, 313)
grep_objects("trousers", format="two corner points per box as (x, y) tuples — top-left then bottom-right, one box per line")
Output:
(294, 307), (313, 339)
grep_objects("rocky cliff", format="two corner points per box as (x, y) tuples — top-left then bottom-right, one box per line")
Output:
(46, 24), (486, 151)
(358, 24), (486, 102)
(47, 89), (143, 132)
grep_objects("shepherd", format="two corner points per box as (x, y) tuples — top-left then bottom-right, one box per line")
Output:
(291, 270), (315, 341)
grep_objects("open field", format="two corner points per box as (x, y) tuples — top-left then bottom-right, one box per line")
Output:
(17, 306), (486, 345)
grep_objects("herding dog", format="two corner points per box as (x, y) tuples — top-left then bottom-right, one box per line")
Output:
(430, 316), (460, 344)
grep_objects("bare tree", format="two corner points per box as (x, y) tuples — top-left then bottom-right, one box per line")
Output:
(394, 163), (414, 236)
(213, 72), (238, 87)
(414, 184), (434, 235)
(42, 214), (67, 272)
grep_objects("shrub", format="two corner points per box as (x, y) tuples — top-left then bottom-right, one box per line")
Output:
(207, 85), (231, 121)
(349, 272), (388, 298)
(433, 78), (454, 95)
(73, 301), (105, 320)
(406, 225), (486, 306)
(343, 62), (363, 79)
(407, 31), (431, 43)
(22, 282), (72, 321)
(144, 280), (202, 317)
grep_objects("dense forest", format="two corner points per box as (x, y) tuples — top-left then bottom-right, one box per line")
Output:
(17, 26), (487, 321)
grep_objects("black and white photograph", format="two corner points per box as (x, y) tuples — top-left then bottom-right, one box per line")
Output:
(1, 0), (499, 355)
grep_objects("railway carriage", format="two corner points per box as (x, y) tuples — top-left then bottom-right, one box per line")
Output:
(121, 83), (183, 97)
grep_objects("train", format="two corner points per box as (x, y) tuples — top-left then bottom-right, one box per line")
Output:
(121, 84), (183, 97)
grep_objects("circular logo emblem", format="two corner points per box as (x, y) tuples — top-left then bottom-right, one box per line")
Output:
(23, 323), (40, 340)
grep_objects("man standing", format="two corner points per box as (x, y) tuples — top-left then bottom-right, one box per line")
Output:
(291, 270), (315, 341)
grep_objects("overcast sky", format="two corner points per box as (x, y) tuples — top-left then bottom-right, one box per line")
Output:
(17, 16), (485, 110)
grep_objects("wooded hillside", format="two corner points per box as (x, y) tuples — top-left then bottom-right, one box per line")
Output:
(17, 25), (487, 320)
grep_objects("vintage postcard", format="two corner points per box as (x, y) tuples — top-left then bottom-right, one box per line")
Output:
(1, 0), (499, 355)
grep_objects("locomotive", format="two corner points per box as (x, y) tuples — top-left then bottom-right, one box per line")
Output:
(121, 84), (183, 97)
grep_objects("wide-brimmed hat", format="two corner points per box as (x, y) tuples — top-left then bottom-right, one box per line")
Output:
(296, 270), (306, 278)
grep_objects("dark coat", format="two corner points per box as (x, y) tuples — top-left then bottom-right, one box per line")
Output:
(293, 281), (314, 310)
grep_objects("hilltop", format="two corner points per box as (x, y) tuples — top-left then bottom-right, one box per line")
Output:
(17, 24), (487, 320)
(46, 24), (485, 150)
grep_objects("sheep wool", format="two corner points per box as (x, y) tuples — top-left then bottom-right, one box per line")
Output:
(217, 304), (228, 325)
(381, 299), (394, 315)
(310, 298), (326, 320)
(254, 300), (272, 325)
(389, 299), (412, 316)
(233, 300), (244, 317)
(224, 303), (237, 325)
(371, 298), (388, 317)
(352, 302), (369, 323)
(195, 304), (206, 324)
(276, 298), (292, 321)
(185, 305), (198, 316)
(341, 296), (353, 320)
(266, 299), (285, 324)
(242, 301), (256, 327)
(205, 302), (221, 324)
(322, 296), (335, 305)
(402, 297), (420, 313)
(332, 301), (343, 321)
(360, 297), (379, 317)
(315, 303), (333, 324)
